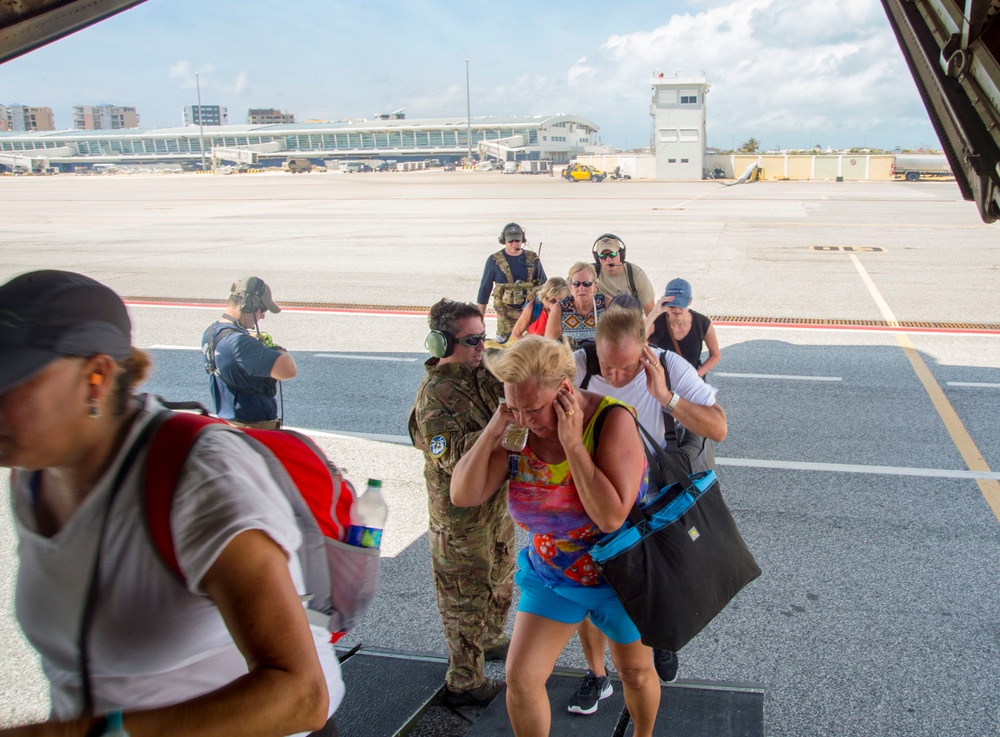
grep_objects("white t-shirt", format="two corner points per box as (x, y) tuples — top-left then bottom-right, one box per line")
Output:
(11, 396), (343, 733)
(573, 346), (718, 445)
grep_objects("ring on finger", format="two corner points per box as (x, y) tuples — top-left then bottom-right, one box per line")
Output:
(566, 408), (575, 416)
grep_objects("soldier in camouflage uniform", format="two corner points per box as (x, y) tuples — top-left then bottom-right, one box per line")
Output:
(477, 223), (547, 342)
(408, 299), (516, 707)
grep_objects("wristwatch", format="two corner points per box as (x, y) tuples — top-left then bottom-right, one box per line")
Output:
(664, 392), (681, 414)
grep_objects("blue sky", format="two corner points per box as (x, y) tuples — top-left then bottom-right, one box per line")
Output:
(0, 0), (941, 151)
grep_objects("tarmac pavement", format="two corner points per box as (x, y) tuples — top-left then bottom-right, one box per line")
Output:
(0, 172), (998, 736)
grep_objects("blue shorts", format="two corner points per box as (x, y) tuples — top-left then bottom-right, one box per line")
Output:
(514, 548), (641, 644)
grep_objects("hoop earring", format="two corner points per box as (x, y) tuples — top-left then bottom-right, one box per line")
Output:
(88, 398), (102, 420)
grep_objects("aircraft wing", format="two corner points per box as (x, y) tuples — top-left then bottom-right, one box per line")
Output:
(0, 0), (146, 65)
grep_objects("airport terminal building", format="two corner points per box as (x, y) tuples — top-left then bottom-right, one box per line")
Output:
(0, 113), (600, 171)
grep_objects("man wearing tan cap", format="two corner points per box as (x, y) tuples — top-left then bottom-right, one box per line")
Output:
(201, 276), (297, 429)
(592, 234), (656, 315)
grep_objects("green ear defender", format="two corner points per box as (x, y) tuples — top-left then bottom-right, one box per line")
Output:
(425, 330), (454, 358)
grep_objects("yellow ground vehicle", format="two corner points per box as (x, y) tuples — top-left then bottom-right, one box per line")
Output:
(564, 163), (605, 182)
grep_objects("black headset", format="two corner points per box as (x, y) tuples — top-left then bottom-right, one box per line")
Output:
(498, 222), (527, 244)
(592, 233), (626, 273)
(238, 277), (266, 314)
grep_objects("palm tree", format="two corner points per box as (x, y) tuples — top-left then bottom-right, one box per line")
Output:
(739, 137), (762, 154)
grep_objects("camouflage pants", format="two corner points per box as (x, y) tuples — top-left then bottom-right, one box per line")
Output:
(493, 301), (523, 343)
(428, 489), (515, 691)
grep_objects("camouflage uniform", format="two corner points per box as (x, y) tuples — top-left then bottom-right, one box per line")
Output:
(490, 250), (540, 342)
(408, 359), (515, 692)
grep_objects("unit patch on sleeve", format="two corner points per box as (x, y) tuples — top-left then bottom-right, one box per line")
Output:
(429, 434), (448, 459)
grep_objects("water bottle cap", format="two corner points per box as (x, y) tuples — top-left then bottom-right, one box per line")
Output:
(367, 479), (382, 488)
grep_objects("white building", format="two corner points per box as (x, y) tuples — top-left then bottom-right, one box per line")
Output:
(649, 72), (710, 180)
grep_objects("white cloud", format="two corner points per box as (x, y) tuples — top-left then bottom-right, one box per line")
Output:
(469, 0), (932, 148)
(168, 61), (216, 90)
(224, 71), (250, 95)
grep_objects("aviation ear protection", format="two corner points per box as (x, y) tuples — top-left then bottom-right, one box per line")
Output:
(425, 329), (455, 358)
(592, 233), (626, 272)
(239, 276), (266, 314)
(498, 222), (526, 245)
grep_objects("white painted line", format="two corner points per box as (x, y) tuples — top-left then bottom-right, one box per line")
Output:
(289, 429), (1000, 480)
(714, 372), (842, 381)
(314, 353), (420, 362)
(713, 457), (1000, 480)
(288, 427), (413, 445)
(947, 381), (1000, 388)
(149, 345), (201, 351)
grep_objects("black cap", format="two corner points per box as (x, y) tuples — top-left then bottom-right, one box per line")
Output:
(502, 223), (525, 241)
(0, 270), (132, 393)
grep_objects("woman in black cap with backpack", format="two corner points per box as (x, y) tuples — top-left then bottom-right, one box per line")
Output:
(0, 270), (341, 737)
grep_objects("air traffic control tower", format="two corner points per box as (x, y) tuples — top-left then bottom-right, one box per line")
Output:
(649, 72), (710, 180)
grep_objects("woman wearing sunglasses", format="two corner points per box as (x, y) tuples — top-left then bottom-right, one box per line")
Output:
(544, 263), (608, 348)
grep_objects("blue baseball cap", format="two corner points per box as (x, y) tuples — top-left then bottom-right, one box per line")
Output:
(664, 278), (692, 309)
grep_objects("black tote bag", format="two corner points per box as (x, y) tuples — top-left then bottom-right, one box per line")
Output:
(590, 419), (760, 651)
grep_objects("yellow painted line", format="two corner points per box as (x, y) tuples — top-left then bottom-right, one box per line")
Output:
(850, 254), (1000, 522)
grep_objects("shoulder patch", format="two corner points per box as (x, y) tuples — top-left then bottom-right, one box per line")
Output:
(429, 434), (448, 458)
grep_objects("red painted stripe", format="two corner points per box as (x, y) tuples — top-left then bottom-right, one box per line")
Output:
(122, 301), (1000, 335)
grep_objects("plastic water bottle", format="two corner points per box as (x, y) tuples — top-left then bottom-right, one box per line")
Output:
(346, 479), (387, 549)
(103, 711), (130, 737)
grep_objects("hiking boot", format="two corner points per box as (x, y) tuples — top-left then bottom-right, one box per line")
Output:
(484, 638), (510, 662)
(441, 677), (505, 707)
(653, 649), (679, 683)
(567, 669), (613, 715)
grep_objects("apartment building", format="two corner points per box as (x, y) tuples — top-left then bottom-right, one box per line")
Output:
(2, 104), (56, 131)
(247, 108), (295, 125)
(73, 104), (139, 130)
(182, 105), (228, 126)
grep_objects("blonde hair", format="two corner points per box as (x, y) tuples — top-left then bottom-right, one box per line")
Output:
(567, 262), (597, 282)
(538, 277), (570, 303)
(485, 335), (575, 391)
(595, 306), (646, 346)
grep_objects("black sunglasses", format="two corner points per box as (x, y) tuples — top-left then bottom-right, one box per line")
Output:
(572, 280), (594, 288)
(455, 332), (487, 348)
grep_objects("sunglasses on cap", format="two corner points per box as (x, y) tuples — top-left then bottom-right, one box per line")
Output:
(572, 280), (594, 288)
(455, 332), (487, 348)
(597, 250), (619, 260)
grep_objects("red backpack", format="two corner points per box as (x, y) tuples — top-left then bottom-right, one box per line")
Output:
(143, 406), (380, 642)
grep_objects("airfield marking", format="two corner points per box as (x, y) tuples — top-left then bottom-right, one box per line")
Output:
(850, 254), (1000, 522)
(947, 381), (1000, 388)
(290, 426), (1000, 481)
(315, 353), (420, 362)
(714, 372), (842, 381)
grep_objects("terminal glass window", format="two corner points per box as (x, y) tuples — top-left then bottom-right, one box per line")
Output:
(348, 133), (362, 148)
(388, 131), (402, 147)
(444, 130), (457, 146)
(680, 92), (698, 104)
(528, 130), (538, 144)
(336, 133), (349, 148)
(400, 131), (414, 147)
(375, 132), (389, 147)
(323, 134), (336, 148)
(415, 130), (428, 146)
(428, 130), (443, 145)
